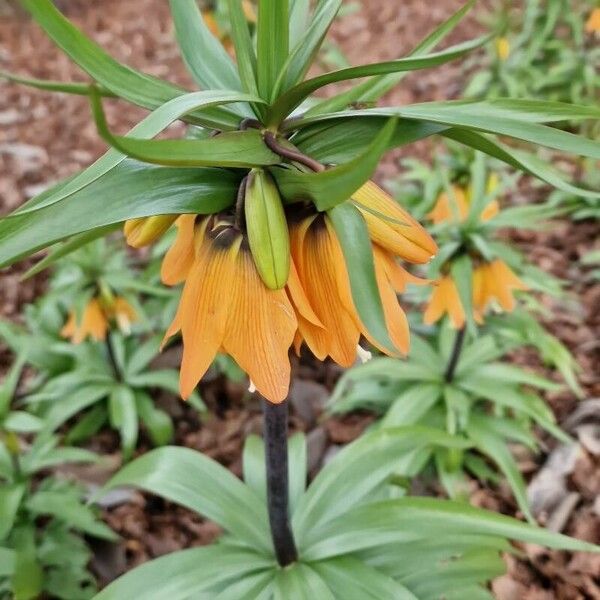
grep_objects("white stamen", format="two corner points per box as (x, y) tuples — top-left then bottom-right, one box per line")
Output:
(356, 345), (373, 364)
(248, 380), (257, 393)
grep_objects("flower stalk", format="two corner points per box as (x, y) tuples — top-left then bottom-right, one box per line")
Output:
(444, 327), (466, 383)
(262, 398), (298, 567)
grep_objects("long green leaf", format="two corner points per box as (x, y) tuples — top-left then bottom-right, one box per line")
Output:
(257, 0), (289, 101)
(467, 416), (534, 522)
(278, 0), (343, 92)
(108, 385), (139, 460)
(0, 162), (239, 268)
(20, 0), (239, 129)
(313, 557), (418, 600)
(274, 118), (396, 210)
(293, 102), (600, 160)
(227, 0), (259, 97)
(14, 90), (257, 218)
(293, 118), (446, 163)
(92, 545), (272, 600)
(22, 225), (120, 279)
(0, 548), (16, 577)
(169, 0), (243, 93)
(450, 255), (475, 334)
(443, 128), (600, 198)
(306, 497), (599, 560)
(289, 0), (311, 48)
(306, 0), (476, 115)
(328, 202), (396, 355)
(99, 446), (271, 551)
(274, 564), (335, 600)
(267, 34), (490, 125)
(26, 491), (117, 540)
(91, 90), (278, 168)
(293, 427), (471, 548)
(0, 69), (115, 96)
(0, 485), (26, 539)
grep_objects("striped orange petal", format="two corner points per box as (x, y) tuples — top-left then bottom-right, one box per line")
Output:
(161, 215), (203, 286)
(353, 180), (437, 264)
(291, 217), (361, 366)
(124, 215), (178, 248)
(176, 232), (240, 399)
(424, 276), (465, 329)
(222, 249), (297, 404)
(427, 186), (469, 224)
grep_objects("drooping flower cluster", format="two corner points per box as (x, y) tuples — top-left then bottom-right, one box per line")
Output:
(423, 177), (527, 329)
(61, 296), (137, 343)
(424, 259), (527, 329)
(126, 181), (436, 403)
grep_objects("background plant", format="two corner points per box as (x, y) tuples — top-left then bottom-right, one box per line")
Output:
(0, 356), (116, 600)
(91, 431), (596, 600)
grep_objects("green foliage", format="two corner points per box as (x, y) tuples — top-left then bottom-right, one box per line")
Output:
(1, 369), (114, 600)
(25, 332), (204, 460)
(464, 0), (599, 112)
(93, 433), (597, 599)
(328, 326), (569, 518)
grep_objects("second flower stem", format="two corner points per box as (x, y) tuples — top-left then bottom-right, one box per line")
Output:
(444, 327), (466, 383)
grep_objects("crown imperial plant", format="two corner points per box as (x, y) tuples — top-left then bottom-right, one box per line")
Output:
(2, 0), (600, 594)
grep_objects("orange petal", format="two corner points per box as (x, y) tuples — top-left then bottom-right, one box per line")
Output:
(222, 250), (297, 404)
(81, 299), (108, 343)
(493, 259), (527, 290)
(427, 187), (468, 224)
(161, 215), (201, 286)
(481, 199), (500, 222)
(286, 258), (323, 328)
(353, 180), (437, 263)
(363, 247), (409, 355)
(445, 279), (466, 330)
(178, 236), (240, 398)
(61, 311), (76, 340)
(124, 215), (178, 248)
(378, 247), (430, 293)
(293, 218), (360, 367)
(423, 280), (446, 326)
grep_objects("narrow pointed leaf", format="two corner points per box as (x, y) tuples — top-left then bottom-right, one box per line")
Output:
(99, 446), (270, 550)
(293, 118), (446, 163)
(289, 0), (311, 48)
(274, 118), (396, 210)
(293, 427), (471, 546)
(227, 0), (259, 96)
(91, 90), (278, 168)
(443, 128), (600, 198)
(267, 34), (490, 125)
(93, 546), (273, 600)
(294, 102), (600, 160)
(20, 0), (239, 129)
(0, 162), (239, 268)
(0, 70), (115, 96)
(169, 0), (243, 93)
(279, 0), (343, 92)
(14, 90), (263, 218)
(328, 202), (397, 355)
(307, 0), (476, 115)
(313, 557), (418, 600)
(22, 225), (120, 279)
(257, 0), (289, 101)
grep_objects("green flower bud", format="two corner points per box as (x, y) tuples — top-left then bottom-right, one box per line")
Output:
(244, 169), (290, 290)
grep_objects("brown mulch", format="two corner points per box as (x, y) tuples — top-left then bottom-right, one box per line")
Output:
(1, 0), (599, 596)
